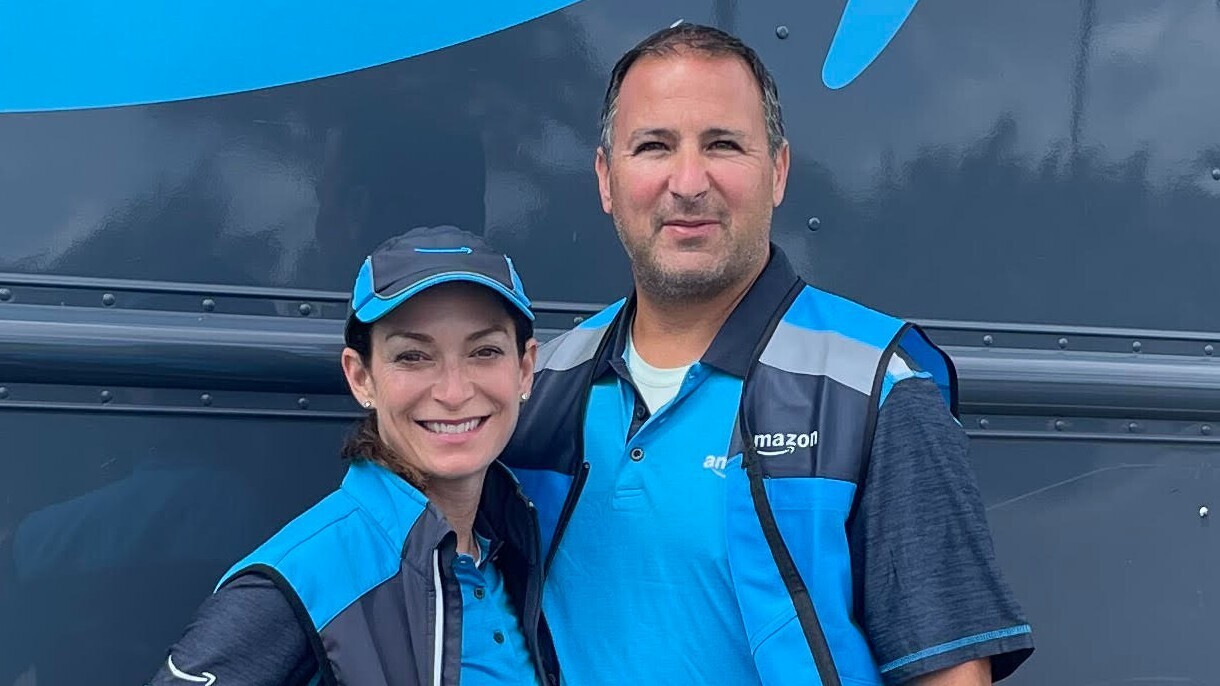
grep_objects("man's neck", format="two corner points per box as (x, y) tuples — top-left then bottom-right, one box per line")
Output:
(631, 267), (763, 369)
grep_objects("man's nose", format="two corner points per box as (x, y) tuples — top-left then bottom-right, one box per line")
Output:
(667, 147), (711, 201)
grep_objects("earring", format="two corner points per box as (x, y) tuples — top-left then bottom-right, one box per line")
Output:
(362, 400), (373, 410)
(520, 392), (531, 403)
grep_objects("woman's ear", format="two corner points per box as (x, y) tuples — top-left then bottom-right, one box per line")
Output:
(519, 338), (539, 398)
(341, 347), (375, 408)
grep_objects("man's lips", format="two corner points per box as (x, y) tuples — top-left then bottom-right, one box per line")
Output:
(661, 219), (720, 235)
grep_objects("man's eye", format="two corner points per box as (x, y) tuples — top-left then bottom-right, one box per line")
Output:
(709, 140), (742, 151)
(633, 141), (667, 154)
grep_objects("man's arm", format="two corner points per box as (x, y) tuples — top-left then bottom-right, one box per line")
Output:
(849, 372), (1034, 685)
(917, 658), (990, 686)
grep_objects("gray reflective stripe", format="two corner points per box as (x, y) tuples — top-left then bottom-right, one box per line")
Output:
(759, 322), (883, 395)
(537, 325), (607, 372)
(432, 549), (443, 686)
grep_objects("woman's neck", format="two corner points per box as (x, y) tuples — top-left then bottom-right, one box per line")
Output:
(422, 472), (486, 558)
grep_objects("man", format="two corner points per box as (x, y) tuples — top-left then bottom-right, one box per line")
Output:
(502, 23), (1033, 686)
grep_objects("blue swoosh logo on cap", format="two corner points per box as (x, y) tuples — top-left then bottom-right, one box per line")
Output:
(415, 247), (474, 254)
(0, 0), (580, 112)
(822, 0), (920, 89)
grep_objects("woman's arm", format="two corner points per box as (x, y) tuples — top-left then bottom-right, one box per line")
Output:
(148, 573), (317, 686)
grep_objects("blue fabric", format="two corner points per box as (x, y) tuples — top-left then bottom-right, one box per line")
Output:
(898, 327), (954, 411)
(544, 365), (761, 685)
(217, 461), (427, 630)
(723, 458), (825, 686)
(880, 624), (1032, 673)
(767, 478), (883, 684)
(781, 288), (905, 351)
(354, 264), (534, 324)
(454, 544), (540, 686)
(509, 468), (571, 557)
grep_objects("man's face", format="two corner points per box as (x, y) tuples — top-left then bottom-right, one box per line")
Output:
(596, 51), (790, 302)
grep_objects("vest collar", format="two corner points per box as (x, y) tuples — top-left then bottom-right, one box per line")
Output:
(596, 244), (802, 380)
(340, 459), (534, 565)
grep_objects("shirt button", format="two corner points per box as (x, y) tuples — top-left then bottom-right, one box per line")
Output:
(474, 587), (486, 600)
(493, 630), (505, 644)
(629, 447), (644, 462)
(633, 404), (647, 420)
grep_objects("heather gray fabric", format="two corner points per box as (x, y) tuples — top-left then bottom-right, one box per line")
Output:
(149, 574), (316, 685)
(851, 377), (1034, 684)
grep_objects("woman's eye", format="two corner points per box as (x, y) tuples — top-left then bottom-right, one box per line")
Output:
(473, 346), (504, 359)
(395, 351), (427, 364)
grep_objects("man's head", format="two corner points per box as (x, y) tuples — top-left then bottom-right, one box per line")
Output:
(595, 23), (790, 304)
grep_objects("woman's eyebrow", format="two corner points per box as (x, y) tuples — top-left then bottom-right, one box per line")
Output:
(467, 325), (509, 342)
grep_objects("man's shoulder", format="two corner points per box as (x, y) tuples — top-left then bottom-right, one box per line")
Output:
(536, 298), (625, 373)
(783, 284), (907, 351)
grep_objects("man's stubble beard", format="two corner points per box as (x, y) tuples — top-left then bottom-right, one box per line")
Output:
(613, 214), (770, 307)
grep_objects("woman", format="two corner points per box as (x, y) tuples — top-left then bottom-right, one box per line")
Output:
(151, 226), (559, 686)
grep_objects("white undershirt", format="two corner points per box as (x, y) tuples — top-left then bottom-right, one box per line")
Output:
(625, 332), (692, 414)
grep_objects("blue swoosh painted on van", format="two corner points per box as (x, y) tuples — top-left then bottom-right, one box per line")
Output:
(822, 0), (920, 89)
(0, 0), (579, 112)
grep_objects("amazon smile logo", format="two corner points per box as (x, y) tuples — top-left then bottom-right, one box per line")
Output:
(753, 431), (819, 456)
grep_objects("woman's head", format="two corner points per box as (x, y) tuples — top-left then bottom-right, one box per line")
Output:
(339, 227), (537, 490)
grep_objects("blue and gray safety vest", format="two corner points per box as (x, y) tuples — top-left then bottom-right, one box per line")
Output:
(500, 247), (955, 686)
(218, 459), (559, 686)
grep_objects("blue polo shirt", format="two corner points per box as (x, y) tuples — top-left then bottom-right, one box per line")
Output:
(544, 356), (762, 685)
(454, 537), (540, 686)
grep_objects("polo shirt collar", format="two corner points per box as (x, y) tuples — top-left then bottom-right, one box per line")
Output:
(595, 244), (801, 380)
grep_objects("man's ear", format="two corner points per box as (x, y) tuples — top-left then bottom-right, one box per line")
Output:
(595, 147), (613, 215)
(341, 347), (375, 407)
(771, 139), (790, 207)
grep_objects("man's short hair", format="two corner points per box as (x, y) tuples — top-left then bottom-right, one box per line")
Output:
(599, 23), (786, 159)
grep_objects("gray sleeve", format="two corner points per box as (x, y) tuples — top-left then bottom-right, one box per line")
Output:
(148, 573), (317, 686)
(850, 377), (1034, 685)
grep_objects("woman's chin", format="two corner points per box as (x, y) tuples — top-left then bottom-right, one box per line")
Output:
(419, 452), (498, 484)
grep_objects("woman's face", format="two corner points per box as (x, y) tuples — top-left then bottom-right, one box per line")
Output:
(342, 282), (536, 486)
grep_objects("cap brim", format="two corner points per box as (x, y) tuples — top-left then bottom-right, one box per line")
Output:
(354, 271), (535, 325)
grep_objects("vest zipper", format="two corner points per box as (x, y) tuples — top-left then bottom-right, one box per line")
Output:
(431, 549), (444, 686)
(543, 460), (589, 574)
(736, 278), (841, 686)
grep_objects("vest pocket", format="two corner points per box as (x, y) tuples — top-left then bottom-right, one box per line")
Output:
(766, 477), (883, 685)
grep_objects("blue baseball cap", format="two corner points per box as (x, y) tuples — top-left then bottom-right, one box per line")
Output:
(344, 226), (533, 346)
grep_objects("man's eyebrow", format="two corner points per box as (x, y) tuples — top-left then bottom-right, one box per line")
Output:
(703, 127), (747, 139)
(627, 127), (677, 142)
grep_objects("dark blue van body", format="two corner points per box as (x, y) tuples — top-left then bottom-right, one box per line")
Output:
(2, 1), (1218, 683)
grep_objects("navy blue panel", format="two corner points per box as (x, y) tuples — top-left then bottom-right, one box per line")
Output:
(2, 0), (1217, 332)
(0, 410), (345, 685)
(742, 365), (872, 481)
(973, 439), (1220, 686)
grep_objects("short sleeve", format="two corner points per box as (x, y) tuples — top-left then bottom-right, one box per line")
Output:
(148, 573), (317, 686)
(850, 376), (1034, 685)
